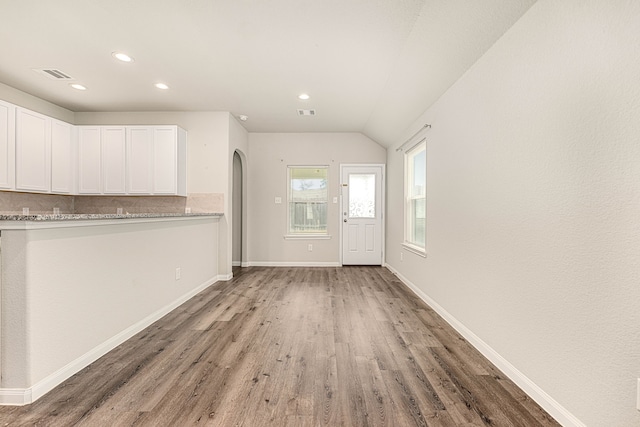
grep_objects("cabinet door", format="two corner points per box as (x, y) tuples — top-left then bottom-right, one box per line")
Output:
(101, 127), (126, 194)
(126, 127), (153, 194)
(51, 119), (74, 193)
(78, 127), (102, 194)
(0, 100), (15, 190)
(16, 107), (50, 192)
(153, 127), (177, 194)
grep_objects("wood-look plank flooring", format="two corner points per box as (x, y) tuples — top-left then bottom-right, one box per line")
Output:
(0, 266), (560, 426)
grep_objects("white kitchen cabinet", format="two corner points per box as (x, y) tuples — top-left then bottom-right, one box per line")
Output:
(153, 126), (187, 196)
(51, 119), (75, 194)
(78, 127), (102, 194)
(16, 107), (51, 192)
(78, 126), (126, 195)
(1, 101), (187, 197)
(13, 106), (74, 194)
(101, 127), (126, 194)
(126, 126), (153, 194)
(0, 100), (15, 190)
(126, 125), (187, 196)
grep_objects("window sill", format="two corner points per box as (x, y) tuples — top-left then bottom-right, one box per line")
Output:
(402, 242), (427, 258)
(284, 234), (332, 240)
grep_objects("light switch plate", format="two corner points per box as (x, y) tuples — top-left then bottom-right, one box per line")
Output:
(275, 197), (282, 204)
(333, 197), (338, 203)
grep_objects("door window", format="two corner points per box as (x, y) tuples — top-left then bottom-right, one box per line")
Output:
(348, 173), (375, 218)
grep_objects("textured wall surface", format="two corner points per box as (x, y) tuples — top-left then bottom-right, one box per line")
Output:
(385, 1), (640, 426)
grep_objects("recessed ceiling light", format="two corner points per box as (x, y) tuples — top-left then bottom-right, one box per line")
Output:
(70, 83), (87, 90)
(112, 52), (134, 62)
(155, 83), (169, 90)
(298, 93), (310, 100)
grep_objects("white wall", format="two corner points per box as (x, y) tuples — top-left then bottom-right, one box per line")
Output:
(1, 217), (219, 402)
(0, 82), (74, 123)
(385, 2), (640, 426)
(248, 133), (386, 265)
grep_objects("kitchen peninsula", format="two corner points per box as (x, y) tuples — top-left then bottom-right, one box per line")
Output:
(0, 212), (223, 405)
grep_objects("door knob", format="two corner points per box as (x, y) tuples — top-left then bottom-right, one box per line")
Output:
(344, 219), (347, 222)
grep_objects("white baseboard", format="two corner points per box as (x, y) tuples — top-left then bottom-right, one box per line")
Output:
(0, 389), (31, 406)
(244, 261), (341, 267)
(232, 261), (241, 267)
(0, 275), (220, 406)
(217, 273), (233, 281)
(384, 263), (585, 427)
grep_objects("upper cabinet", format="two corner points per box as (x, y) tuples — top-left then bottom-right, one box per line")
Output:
(79, 124), (187, 196)
(2, 100), (187, 197)
(15, 107), (51, 192)
(50, 119), (75, 194)
(78, 127), (102, 194)
(0, 100), (16, 190)
(14, 107), (76, 194)
(152, 126), (187, 196)
(126, 126), (187, 196)
(78, 126), (127, 195)
(101, 127), (127, 194)
(126, 127), (153, 194)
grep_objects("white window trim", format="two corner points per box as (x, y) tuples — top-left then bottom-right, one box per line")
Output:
(402, 242), (427, 257)
(284, 234), (332, 240)
(404, 138), (426, 251)
(287, 165), (329, 236)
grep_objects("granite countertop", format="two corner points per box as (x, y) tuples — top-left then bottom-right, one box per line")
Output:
(0, 212), (223, 221)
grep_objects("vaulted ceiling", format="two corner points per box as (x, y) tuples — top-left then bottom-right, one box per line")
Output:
(0, 0), (536, 147)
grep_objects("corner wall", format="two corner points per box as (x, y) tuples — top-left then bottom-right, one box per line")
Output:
(385, 2), (640, 426)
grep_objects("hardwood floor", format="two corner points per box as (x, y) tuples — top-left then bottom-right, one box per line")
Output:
(0, 266), (560, 426)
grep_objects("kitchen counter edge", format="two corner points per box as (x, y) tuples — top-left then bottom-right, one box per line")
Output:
(0, 212), (223, 230)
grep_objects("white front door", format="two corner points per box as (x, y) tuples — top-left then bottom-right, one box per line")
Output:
(341, 164), (384, 265)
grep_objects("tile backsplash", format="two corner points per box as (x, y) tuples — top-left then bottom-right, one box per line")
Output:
(0, 191), (74, 214)
(0, 191), (223, 215)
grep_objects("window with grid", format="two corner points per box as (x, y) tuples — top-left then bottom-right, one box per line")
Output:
(288, 166), (328, 235)
(405, 140), (426, 250)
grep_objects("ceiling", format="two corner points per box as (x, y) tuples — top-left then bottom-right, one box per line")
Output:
(0, 0), (536, 147)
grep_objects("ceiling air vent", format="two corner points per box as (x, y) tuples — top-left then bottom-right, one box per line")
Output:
(297, 109), (316, 116)
(32, 68), (75, 81)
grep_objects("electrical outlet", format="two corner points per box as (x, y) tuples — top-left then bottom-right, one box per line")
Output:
(175, 267), (181, 280)
(400, 252), (403, 261)
(333, 196), (338, 203)
(275, 197), (282, 204)
(308, 244), (313, 252)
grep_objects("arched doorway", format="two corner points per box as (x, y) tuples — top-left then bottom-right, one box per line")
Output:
(232, 150), (245, 269)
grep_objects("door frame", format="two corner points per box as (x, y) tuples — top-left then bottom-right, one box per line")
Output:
(233, 149), (248, 268)
(339, 163), (386, 266)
